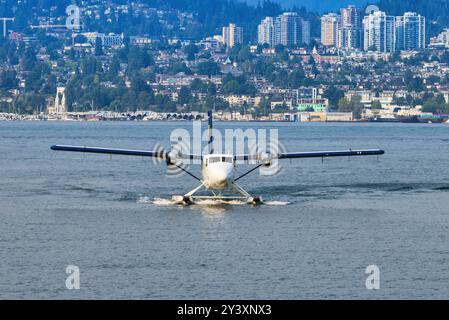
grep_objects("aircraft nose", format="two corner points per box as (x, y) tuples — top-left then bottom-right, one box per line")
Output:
(217, 172), (229, 182)
(217, 166), (233, 182)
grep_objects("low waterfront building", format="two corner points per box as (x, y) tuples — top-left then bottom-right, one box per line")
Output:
(270, 101), (293, 109)
(296, 98), (328, 112)
(345, 90), (373, 105)
(222, 95), (261, 107)
(296, 86), (329, 111)
(299, 112), (353, 122)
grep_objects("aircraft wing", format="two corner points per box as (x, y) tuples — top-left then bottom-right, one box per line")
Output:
(51, 145), (206, 163)
(234, 149), (384, 161)
(51, 145), (168, 158)
(277, 149), (385, 159)
(179, 153), (203, 160)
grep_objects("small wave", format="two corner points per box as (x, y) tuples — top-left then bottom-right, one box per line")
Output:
(66, 185), (96, 193)
(387, 186), (414, 192)
(150, 197), (176, 206)
(264, 200), (290, 206)
(119, 193), (139, 201)
(325, 183), (449, 193)
(137, 196), (151, 204)
(195, 199), (245, 206)
(434, 186), (449, 191)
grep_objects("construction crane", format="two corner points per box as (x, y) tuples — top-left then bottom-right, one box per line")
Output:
(0, 18), (14, 38)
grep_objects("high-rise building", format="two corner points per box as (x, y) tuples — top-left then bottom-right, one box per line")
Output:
(363, 11), (396, 53)
(258, 17), (275, 47)
(395, 12), (426, 50)
(321, 13), (340, 46)
(301, 20), (311, 45)
(340, 5), (362, 27)
(395, 17), (404, 51)
(278, 12), (301, 47)
(339, 5), (363, 49)
(222, 23), (243, 48)
(258, 13), (310, 48)
(274, 15), (281, 46)
(321, 7), (426, 53)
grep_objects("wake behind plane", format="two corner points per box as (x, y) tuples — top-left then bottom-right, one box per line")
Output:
(51, 111), (385, 205)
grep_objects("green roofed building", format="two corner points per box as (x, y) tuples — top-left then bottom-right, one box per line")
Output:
(295, 87), (329, 112)
(296, 98), (329, 112)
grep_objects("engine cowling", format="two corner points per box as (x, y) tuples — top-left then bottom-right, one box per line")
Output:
(259, 152), (272, 167)
(165, 150), (178, 166)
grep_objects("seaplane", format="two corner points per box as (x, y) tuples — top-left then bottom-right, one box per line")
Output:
(51, 111), (385, 205)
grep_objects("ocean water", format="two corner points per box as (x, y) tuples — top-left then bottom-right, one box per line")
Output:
(1, 121), (449, 299)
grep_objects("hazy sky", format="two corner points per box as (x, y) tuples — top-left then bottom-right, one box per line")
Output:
(244, 0), (369, 13)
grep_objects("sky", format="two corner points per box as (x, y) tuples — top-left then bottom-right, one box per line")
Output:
(245, 0), (370, 13)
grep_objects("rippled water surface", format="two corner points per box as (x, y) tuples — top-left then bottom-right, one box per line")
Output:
(1, 121), (449, 299)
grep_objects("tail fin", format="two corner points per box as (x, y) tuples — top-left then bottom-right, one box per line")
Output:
(207, 110), (214, 154)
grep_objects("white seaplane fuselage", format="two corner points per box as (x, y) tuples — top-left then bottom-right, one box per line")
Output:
(201, 154), (235, 190)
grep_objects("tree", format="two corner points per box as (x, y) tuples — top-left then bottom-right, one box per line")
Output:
(223, 80), (241, 94)
(178, 86), (191, 104)
(95, 37), (103, 56)
(184, 44), (199, 61)
(422, 94), (449, 113)
(258, 97), (271, 116)
(108, 55), (121, 81)
(74, 35), (88, 44)
(404, 70), (424, 92)
(137, 91), (154, 110)
(81, 56), (102, 76)
(168, 62), (192, 75)
(21, 48), (36, 71)
(155, 94), (176, 112)
(0, 70), (18, 90)
(288, 69), (305, 88)
(42, 74), (57, 94)
(235, 46), (252, 63)
(131, 74), (151, 93)
(324, 86), (344, 109)
(338, 96), (364, 119)
(190, 78), (206, 92)
(371, 100), (382, 110)
(127, 47), (154, 74)
(197, 61), (220, 76)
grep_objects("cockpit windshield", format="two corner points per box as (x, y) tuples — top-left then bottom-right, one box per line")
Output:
(208, 156), (233, 164)
(222, 156), (233, 163)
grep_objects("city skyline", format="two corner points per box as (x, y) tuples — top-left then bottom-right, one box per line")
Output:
(318, 5), (426, 53)
(1, 0), (449, 123)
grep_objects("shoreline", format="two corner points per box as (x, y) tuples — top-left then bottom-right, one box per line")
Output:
(1, 119), (447, 124)
(1, 113), (448, 124)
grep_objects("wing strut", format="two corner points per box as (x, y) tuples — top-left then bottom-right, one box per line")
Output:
(172, 163), (201, 181)
(234, 164), (263, 182)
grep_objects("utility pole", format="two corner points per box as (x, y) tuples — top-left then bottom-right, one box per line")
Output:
(0, 18), (14, 38)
